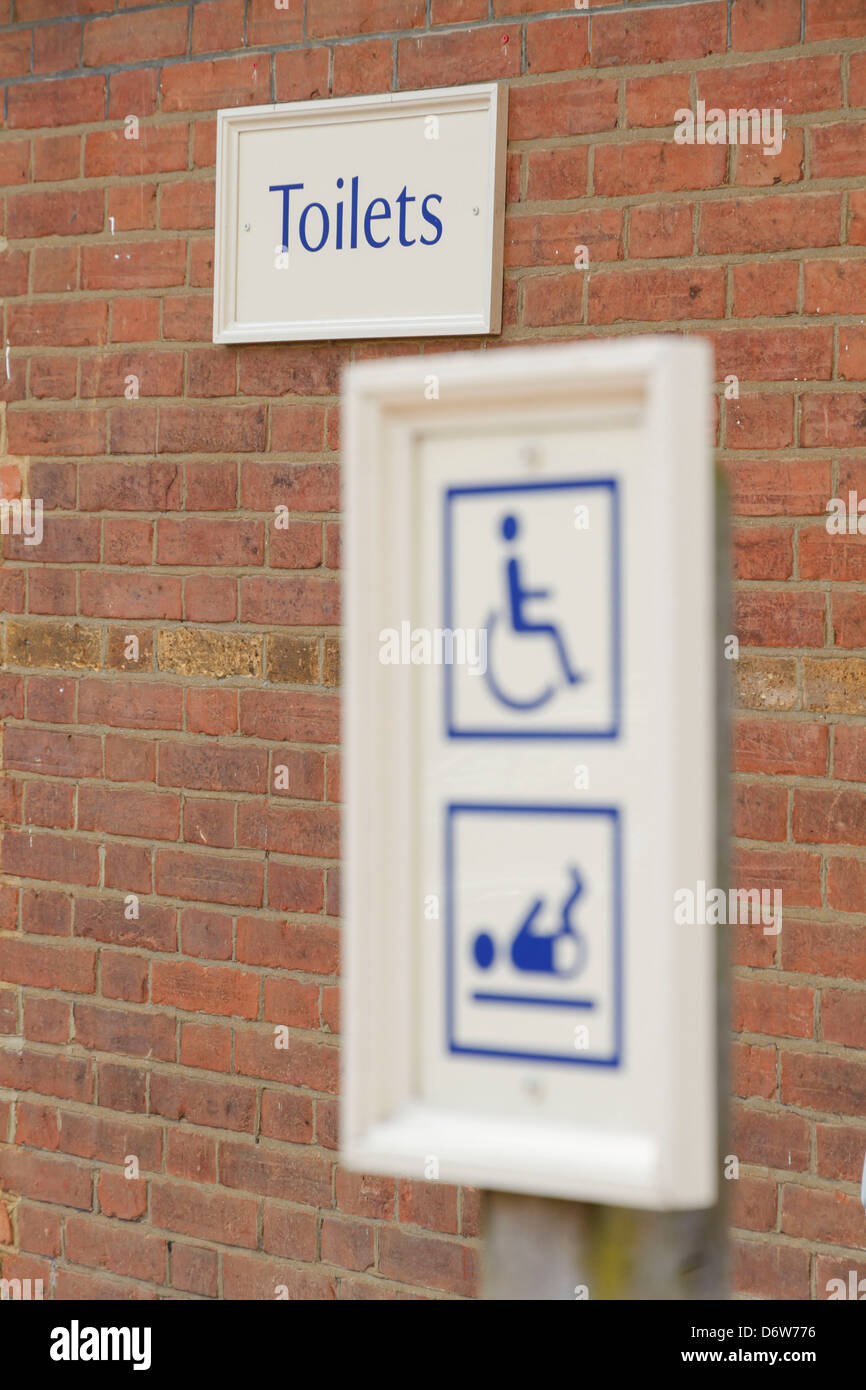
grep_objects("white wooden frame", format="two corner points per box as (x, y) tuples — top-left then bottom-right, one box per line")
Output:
(213, 84), (507, 343)
(341, 339), (717, 1209)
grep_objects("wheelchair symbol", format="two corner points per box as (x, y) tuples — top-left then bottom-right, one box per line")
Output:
(482, 513), (586, 712)
(472, 865), (588, 980)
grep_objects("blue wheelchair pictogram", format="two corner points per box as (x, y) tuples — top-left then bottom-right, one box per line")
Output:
(444, 478), (621, 740)
(483, 512), (587, 712)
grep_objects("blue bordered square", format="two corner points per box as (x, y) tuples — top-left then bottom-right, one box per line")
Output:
(443, 477), (621, 740)
(445, 802), (623, 1068)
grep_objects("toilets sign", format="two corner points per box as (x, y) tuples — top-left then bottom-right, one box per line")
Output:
(342, 339), (717, 1210)
(213, 84), (506, 343)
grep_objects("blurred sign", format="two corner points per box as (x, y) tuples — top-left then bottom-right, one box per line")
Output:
(341, 339), (717, 1209)
(213, 84), (506, 343)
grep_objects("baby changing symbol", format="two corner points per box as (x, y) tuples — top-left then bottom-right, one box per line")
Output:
(446, 803), (622, 1066)
(473, 867), (587, 980)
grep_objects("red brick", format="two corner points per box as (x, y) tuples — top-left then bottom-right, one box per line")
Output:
(629, 202), (693, 260)
(79, 785), (180, 842)
(157, 518), (263, 568)
(186, 687), (238, 735)
(802, 394), (866, 449)
(108, 68), (159, 120)
(821, 988), (866, 1049)
(219, 1140), (333, 1205)
(731, 1238), (809, 1299)
(726, 394), (795, 450)
(588, 267), (725, 324)
(730, 1174), (777, 1232)
(526, 16), (588, 75)
(84, 9), (187, 66)
(179, 1019), (232, 1072)
(261, 1090), (314, 1144)
(223, 1251), (335, 1300)
(273, 47), (330, 103)
(599, 143), (725, 198)
(730, 1103), (811, 1171)
(732, 525), (793, 580)
(17, 1203), (63, 1257)
(74, 1002), (175, 1062)
(733, 977), (814, 1038)
(625, 73), (691, 130)
(509, 78), (618, 142)
(699, 56), (842, 116)
(263, 1204), (318, 1262)
(153, 960), (259, 1019)
(82, 240), (187, 292)
(398, 1179), (459, 1235)
(332, 39), (392, 97)
(731, 0), (802, 51)
(79, 680), (183, 731)
(8, 186), (103, 240)
(782, 1183), (866, 1248)
(0, 938), (95, 993)
(507, 209), (621, 270)
(701, 195), (841, 255)
(734, 719), (827, 776)
(733, 781), (789, 841)
(263, 977), (319, 1031)
(816, 1123), (866, 1182)
(160, 404), (266, 453)
(379, 1228), (477, 1297)
(151, 1180), (257, 1248)
(96, 1171), (147, 1221)
(160, 56), (271, 114)
(0, 1148), (92, 1210)
(179, 907), (233, 960)
(8, 75), (105, 129)
(150, 1072), (254, 1132)
(805, 0), (866, 40)
(735, 590), (823, 646)
(731, 261), (799, 319)
(805, 260), (866, 315)
(192, 0), (245, 53)
(171, 1243), (219, 1297)
(183, 798), (234, 850)
(724, 459), (832, 516)
(238, 918), (337, 978)
(781, 1051), (866, 1116)
(734, 847), (822, 906)
(154, 848), (264, 907)
(2, 829), (99, 887)
(235, 1026), (338, 1091)
(308, 0), (422, 39)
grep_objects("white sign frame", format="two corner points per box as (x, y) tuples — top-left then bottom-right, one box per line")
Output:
(213, 84), (507, 344)
(341, 339), (717, 1210)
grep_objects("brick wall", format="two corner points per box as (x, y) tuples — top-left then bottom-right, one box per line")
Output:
(0, 0), (864, 1301)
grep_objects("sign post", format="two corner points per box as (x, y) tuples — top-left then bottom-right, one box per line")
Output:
(483, 469), (731, 1299)
(341, 340), (723, 1292)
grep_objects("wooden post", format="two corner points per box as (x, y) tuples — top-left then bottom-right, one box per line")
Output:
(481, 470), (730, 1302)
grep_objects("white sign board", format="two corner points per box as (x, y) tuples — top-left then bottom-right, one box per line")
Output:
(213, 84), (506, 343)
(342, 339), (717, 1210)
